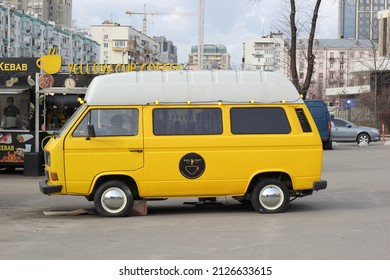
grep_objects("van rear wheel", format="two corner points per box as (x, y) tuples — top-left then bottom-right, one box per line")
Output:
(94, 180), (134, 217)
(251, 178), (289, 214)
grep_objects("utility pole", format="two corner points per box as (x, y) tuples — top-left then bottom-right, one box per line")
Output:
(198, 0), (204, 70)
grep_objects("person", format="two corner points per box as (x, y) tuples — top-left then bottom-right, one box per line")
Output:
(108, 114), (129, 135)
(1, 97), (20, 129)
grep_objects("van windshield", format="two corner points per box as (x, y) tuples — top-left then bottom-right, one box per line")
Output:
(55, 105), (86, 138)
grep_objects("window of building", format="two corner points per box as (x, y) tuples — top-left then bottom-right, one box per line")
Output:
(340, 52), (345, 61)
(230, 107), (291, 134)
(114, 40), (126, 48)
(153, 108), (222, 135)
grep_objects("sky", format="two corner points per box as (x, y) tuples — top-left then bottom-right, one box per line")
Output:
(72, 0), (339, 67)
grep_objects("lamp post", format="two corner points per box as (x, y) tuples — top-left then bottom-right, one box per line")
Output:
(347, 99), (351, 121)
(122, 49), (127, 64)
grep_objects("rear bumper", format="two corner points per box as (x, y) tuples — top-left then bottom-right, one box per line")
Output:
(39, 180), (62, 195)
(313, 180), (327, 191)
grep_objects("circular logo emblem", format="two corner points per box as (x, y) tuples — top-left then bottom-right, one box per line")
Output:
(179, 153), (205, 179)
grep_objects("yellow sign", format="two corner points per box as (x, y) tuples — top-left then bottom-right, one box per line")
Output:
(67, 63), (182, 75)
(36, 49), (182, 75)
(36, 48), (62, 74)
(0, 63), (28, 71)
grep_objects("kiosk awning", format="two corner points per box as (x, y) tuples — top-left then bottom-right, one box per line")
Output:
(37, 87), (88, 95)
(0, 87), (30, 95)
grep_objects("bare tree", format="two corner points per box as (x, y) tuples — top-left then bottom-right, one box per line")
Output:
(254, 0), (323, 99)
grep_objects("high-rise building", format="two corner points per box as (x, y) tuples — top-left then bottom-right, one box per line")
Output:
(10, 0), (72, 28)
(242, 32), (285, 72)
(153, 36), (177, 64)
(339, 0), (390, 41)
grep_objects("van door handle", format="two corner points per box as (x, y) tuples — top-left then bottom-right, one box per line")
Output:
(129, 149), (143, 153)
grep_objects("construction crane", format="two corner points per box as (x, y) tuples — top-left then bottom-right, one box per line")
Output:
(125, 4), (197, 35)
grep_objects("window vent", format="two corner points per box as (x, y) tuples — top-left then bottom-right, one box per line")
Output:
(295, 108), (312, 132)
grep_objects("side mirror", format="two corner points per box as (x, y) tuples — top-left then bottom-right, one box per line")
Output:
(86, 124), (96, 140)
(346, 124), (352, 128)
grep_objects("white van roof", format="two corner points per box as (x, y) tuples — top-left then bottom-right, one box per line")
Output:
(84, 70), (303, 106)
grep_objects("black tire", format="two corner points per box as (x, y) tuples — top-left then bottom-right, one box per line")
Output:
(356, 133), (370, 144)
(94, 180), (134, 217)
(250, 178), (290, 214)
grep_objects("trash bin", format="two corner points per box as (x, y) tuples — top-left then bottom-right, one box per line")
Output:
(24, 152), (43, 176)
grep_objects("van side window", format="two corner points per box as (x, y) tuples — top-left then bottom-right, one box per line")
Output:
(73, 109), (139, 137)
(230, 107), (291, 134)
(295, 108), (312, 132)
(153, 108), (222, 135)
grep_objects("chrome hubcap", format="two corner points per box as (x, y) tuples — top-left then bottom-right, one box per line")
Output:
(101, 187), (127, 214)
(259, 185), (284, 210)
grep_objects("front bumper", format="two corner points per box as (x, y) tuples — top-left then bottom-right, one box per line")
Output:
(39, 180), (63, 195)
(313, 180), (327, 191)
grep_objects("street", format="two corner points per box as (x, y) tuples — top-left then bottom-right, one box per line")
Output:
(0, 141), (390, 260)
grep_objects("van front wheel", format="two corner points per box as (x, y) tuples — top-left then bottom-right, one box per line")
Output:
(251, 178), (289, 214)
(94, 180), (134, 217)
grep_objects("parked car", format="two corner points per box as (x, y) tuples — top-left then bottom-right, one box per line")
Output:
(305, 99), (332, 150)
(331, 117), (381, 144)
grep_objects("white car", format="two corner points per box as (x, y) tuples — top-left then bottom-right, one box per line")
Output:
(331, 117), (381, 144)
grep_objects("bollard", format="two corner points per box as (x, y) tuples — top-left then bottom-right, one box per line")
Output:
(382, 124), (385, 141)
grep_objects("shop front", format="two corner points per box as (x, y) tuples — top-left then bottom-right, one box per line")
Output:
(0, 57), (93, 174)
(1, 51), (182, 175)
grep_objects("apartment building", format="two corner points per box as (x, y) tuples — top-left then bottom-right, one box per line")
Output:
(0, 4), (99, 63)
(242, 32), (285, 72)
(10, 0), (72, 28)
(295, 39), (375, 99)
(90, 21), (159, 65)
(188, 44), (231, 70)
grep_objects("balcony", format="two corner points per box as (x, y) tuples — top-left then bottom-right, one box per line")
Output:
(252, 53), (264, 57)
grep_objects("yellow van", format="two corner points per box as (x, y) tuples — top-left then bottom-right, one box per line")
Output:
(39, 70), (327, 217)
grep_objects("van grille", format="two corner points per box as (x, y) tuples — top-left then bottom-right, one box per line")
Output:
(295, 108), (312, 132)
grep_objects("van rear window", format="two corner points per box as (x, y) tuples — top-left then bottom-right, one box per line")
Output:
(295, 108), (312, 132)
(230, 107), (291, 134)
(153, 108), (222, 135)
